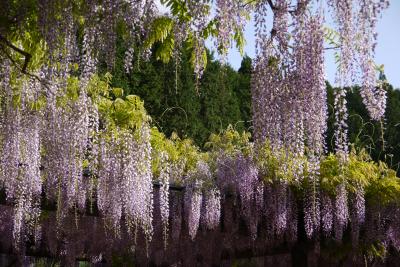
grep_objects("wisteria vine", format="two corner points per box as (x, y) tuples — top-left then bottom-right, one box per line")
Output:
(0, 0), (395, 263)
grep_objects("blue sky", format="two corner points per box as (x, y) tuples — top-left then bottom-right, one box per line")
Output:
(224, 2), (400, 88)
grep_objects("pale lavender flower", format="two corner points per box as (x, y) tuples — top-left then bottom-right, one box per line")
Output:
(334, 183), (349, 241)
(158, 152), (170, 248)
(202, 188), (221, 230)
(321, 193), (334, 237)
(185, 180), (203, 240)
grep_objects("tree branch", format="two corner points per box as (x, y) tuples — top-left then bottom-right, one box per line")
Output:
(0, 44), (55, 99)
(324, 45), (341, 50)
(267, 0), (310, 15)
(0, 33), (32, 73)
(0, 45), (47, 87)
(267, 0), (277, 11)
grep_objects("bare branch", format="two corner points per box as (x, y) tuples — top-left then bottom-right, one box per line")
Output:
(267, 0), (277, 11)
(324, 45), (341, 50)
(0, 44), (53, 97)
(0, 33), (32, 73)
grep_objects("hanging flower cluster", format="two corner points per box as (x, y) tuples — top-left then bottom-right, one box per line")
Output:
(294, 14), (328, 157)
(252, 0), (388, 159)
(327, 0), (389, 156)
(97, 134), (123, 234)
(303, 158), (321, 238)
(252, 0), (284, 148)
(42, 79), (90, 220)
(97, 125), (154, 245)
(350, 185), (366, 245)
(184, 161), (222, 240)
(185, 179), (203, 240)
(0, 65), (42, 248)
(0, 2), (158, 245)
(158, 152), (170, 248)
(237, 154), (263, 238)
(329, 0), (355, 159)
(186, 0), (210, 83)
(215, 0), (248, 61)
(202, 188), (221, 230)
(252, 3), (327, 158)
(357, 0), (390, 120)
(321, 192), (334, 236)
(123, 0), (158, 73)
(334, 183), (350, 241)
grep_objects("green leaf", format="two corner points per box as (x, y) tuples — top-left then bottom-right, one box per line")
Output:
(112, 87), (124, 98)
(144, 17), (174, 49)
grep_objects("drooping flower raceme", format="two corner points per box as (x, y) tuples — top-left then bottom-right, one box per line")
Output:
(234, 153), (261, 239)
(357, 0), (389, 120)
(350, 185), (366, 245)
(252, 6), (327, 159)
(202, 188), (221, 230)
(97, 124), (154, 244)
(42, 71), (90, 219)
(215, 0), (248, 61)
(158, 152), (170, 248)
(329, 0), (355, 158)
(97, 135), (123, 234)
(122, 125), (154, 244)
(303, 158), (321, 239)
(185, 179), (203, 240)
(294, 13), (328, 157)
(334, 183), (349, 241)
(187, 0), (210, 84)
(321, 193), (334, 236)
(0, 67), (42, 248)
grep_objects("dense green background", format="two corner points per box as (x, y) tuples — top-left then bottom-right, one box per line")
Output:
(105, 43), (400, 174)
